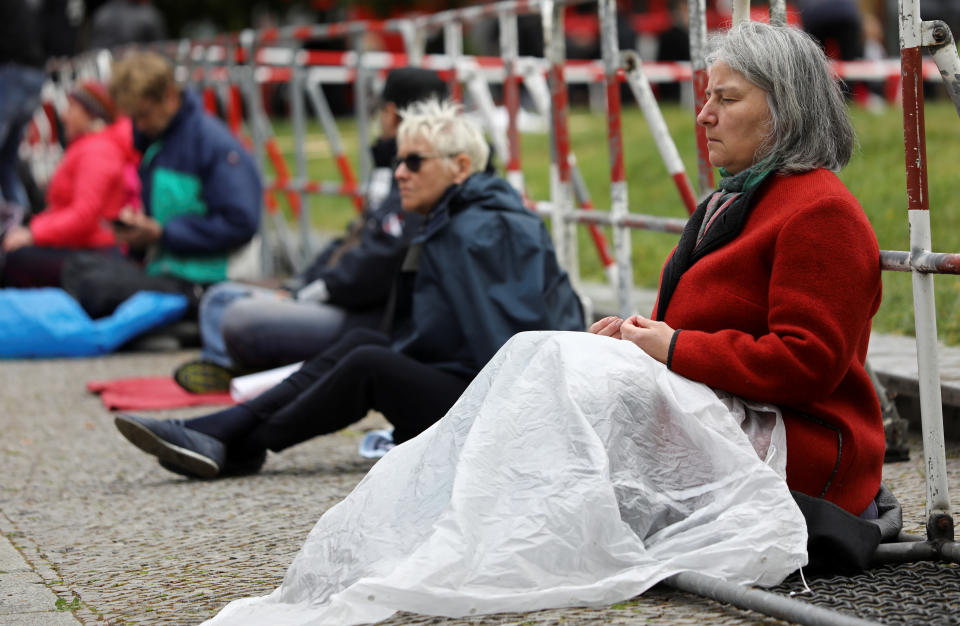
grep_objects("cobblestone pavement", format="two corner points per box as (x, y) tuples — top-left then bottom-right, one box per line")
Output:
(1, 350), (958, 625)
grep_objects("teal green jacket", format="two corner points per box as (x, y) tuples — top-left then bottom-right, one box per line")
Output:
(135, 90), (261, 284)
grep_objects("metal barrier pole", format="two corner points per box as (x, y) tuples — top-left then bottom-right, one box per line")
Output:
(769, 0), (787, 27)
(922, 20), (960, 117)
(510, 67), (616, 276)
(689, 0), (714, 195)
(175, 38), (192, 83)
(899, 0), (954, 542)
(290, 46), (312, 264)
(224, 37), (246, 140)
(94, 49), (113, 81)
(443, 21), (464, 102)
(466, 73), (511, 166)
(228, 32), (271, 275)
(400, 19), (426, 68)
(199, 44), (221, 115)
(567, 158), (617, 274)
(498, 9), (525, 193)
(666, 572), (877, 626)
(881, 249), (960, 273)
(240, 29), (299, 274)
(542, 0), (579, 282)
(598, 0), (632, 316)
(215, 37), (237, 130)
(353, 33), (372, 188)
(621, 51), (698, 216)
(731, 0), (751, 25)
(304, 72), (362, 211)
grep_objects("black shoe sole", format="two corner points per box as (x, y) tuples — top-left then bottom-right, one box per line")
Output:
(158, 452), (265, 479)
(115, 415), (221, 479)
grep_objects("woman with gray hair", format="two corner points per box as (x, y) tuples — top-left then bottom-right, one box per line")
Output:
(592, 21), (883, 520)
(205, 24), (882, 626)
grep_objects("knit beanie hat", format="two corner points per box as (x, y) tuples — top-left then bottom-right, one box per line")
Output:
(69, 81), (117, 124)
(381, 67), (449, 109)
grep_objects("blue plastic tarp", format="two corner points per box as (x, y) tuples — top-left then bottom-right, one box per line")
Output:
(0, 288), (188, 358)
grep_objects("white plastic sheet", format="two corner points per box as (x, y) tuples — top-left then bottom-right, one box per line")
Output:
(229, 362), (304, 403)
(207, 331), (807, 625)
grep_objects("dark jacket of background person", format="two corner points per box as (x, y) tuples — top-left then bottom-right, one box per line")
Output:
(134, 89), (261, 285)
(40, 0), (84, 58)
(654, 169), (883, 516)
(30, 117), (137, 248)
(795, 0), (864, 59)
(88, 0), (166, 50)
(294, 183), (422, 312)
(0, 1), (47, 210)
(0, 0), (44, 68)
(391, 172), (584, 379)
(288, 136), (421, 312)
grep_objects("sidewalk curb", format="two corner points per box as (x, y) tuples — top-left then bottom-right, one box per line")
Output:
(0, 526), (80, 624)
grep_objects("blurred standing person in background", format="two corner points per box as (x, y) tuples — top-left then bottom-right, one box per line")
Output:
(88, 0), (166, 51)
(42, 0), (86, 59)
(0, 0), (46, 212)
(657, 0), (691, 102)
(796, 0), (864, 60)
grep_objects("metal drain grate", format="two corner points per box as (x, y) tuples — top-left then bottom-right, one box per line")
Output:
(769, 561), (960, 625)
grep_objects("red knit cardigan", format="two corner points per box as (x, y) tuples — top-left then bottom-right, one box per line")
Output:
(29, 117), (138, 249)
(655, 168), (884, 515)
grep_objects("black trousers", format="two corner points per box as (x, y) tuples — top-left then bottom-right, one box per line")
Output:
(60, 252), (202, 319)
(1, 245), (121, 288)
(238, 328), (471, 452)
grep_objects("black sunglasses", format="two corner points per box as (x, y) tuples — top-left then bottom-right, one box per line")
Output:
(392, 152), (451, 173)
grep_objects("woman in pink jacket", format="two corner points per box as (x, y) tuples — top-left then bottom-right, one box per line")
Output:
(1, 81), (139, 287)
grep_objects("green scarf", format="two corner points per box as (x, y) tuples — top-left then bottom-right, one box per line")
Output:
(717, 154), (780, 193)
(696, 155), (780, 246)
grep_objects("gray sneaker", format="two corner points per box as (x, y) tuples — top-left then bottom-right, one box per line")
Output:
(115, 414), (226, 478)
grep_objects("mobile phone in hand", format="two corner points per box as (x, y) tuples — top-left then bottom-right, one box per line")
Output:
(110, 218), (133, 231)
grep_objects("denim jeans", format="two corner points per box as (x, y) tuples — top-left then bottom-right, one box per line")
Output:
(198, 282), (383, 370)
(0, 64), (45, 207)
(198, 282), (275, 367)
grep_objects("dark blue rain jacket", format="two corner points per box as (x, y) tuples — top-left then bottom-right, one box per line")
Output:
(134, 90), (261, 284)
(390, 172), (584, 379)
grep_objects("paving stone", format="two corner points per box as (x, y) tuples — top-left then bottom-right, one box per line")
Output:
(0, 349), (957, 625)
(0, 536), (31, 574)
(0, 614), (80, 625)
(0, 573), (61, 615)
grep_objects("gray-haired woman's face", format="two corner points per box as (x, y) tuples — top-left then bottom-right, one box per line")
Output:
(696, 61), (772, 174)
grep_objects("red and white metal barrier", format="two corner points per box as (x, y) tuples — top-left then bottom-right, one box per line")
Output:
(541, 0), (579, 281)
(162, 43), (943, 98)
(689, 0), (714, 194)
(621, 51), (698, 215)
(26, 0), (960, 621)
(897, 0), (954, 545)
(599, 0), (633, 309)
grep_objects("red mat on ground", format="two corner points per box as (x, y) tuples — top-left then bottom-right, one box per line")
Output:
(87, 377), (235, 410)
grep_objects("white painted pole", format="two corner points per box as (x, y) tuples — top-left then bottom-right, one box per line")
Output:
(769, 0), (787, 27)
(900, 0), (954, 541)
(731, 0), (751, 25)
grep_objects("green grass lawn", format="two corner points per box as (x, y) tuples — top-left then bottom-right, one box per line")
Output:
(264, 100), (960, 343)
